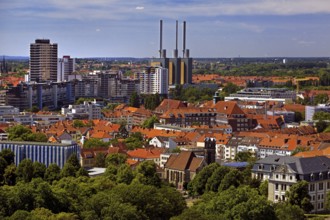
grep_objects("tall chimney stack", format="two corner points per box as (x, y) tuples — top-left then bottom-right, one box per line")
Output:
(159, 20), (163, 58)
(183, 21), (186, 58)
(173, 20), (178, 58)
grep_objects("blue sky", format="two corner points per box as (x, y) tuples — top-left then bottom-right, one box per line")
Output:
(1, 0), (330, 58)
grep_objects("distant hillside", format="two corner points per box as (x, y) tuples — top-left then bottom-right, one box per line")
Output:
(1, 56), (29, 61)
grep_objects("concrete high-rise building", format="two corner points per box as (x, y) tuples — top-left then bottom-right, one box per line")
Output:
(58, 55), (75, 82)
(139, 66), (169, 95)
(30, 39), (58, 82)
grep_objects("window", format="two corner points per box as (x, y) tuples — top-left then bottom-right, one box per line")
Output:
(275, 195), (279, 200)
(310, 184), (315, 191)
(319, 183), (324, 191)
(282, 174), (286, 180)
(311, 174), (314, 181)
(312, 195), (315, 201)
(275, 183), (279, 190)
(327, 181), (330, 189)
(276, 174), (279, 179)
(320, 173), (323, 180)
(290, 176), (293, 180)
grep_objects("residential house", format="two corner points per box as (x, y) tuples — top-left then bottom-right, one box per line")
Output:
(149, 136), (177, 150)
(127, 147), (166, 166)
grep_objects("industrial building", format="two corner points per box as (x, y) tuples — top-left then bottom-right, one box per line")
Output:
(151, 20), (192, 86)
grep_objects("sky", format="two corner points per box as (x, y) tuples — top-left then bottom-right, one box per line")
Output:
(1, 0), (330, 58)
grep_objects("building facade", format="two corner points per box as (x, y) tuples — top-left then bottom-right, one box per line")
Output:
(252, 155), (330, 213)
(58, 55), (75, 82)
(6, 81), (74, 111)
(0, 140), (80, 168)
(30, 39), (58, 82)
(139, 66), (169, 95)
(305, 104), (330, 121)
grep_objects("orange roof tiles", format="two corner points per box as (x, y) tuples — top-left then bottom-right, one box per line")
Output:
(127, 148), (165, 159)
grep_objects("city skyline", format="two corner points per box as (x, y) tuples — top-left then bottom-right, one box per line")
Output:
(1, 0), (330, 58)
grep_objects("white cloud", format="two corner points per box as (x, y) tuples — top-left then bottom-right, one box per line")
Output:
(136, 6), (144, 10)
(96, 28), (101, 32)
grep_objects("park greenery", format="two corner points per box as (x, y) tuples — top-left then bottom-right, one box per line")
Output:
(6, 125), (48, 142)
(0, 151), (186, 220)
(1, 148), (330, 219)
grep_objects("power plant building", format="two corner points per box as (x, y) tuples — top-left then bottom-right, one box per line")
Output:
(151, 20), (192, 86)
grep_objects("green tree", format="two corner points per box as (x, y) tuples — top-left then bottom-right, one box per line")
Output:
(222, 82), (240, 96)
(9, 210), (32, 220)
(6, 125), (47, 142)
(94, 152), (106, 167)
(124, 132), (144, 150)
(189, 163), (220, 195)
(205, 165), (231, 193)
(313, 111), (330, 121)
(73, 119), (85, 128)
(142, 115), (159, 129)
(116, 164), (134, 184)
(83, 138), (109, 149)
(235, 151), (253, 162)
(218, 169), (243, 192)
(0, 157), (8, 184)
(105, 153), (127, 167)
(44, 164), (61, 183)
(129, 91), (140, 108)
(66, 154), (81, 171)
(313, 93), (329, 105)
(188, 186), (276, 220)
(259, 179), (268, 197)
(285, 180), (313, 213)
(4, 164), (16, 185)
(0, 148), (15, 165)
(16, 158), (34, 182)
(294, 111), (304, 123)
(315, 120), (328, 133)
(144, 93), (161, 110)
(32, 161), (46, 179)
(134, 160), (161, 187)
(7, 125), (32, 141)
(274, 202), (305, 220)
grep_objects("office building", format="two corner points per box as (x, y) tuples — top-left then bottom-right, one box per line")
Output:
(305, 104), (330, 121)
(30, 39), (58, 82)
(58, 55), (75, 82)
(99, 71), (139, 103)
(0, 140), (80, 168)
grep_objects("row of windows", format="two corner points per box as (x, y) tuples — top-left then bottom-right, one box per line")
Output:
(309, 182), (329, 191)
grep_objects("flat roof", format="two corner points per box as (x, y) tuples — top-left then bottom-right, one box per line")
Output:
(0, 140), (77, 147)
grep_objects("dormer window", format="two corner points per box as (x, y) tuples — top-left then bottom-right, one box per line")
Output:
(258, 164), (264, 170)
(311, 173), (314, 181)
(319, 173), (323, 180)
